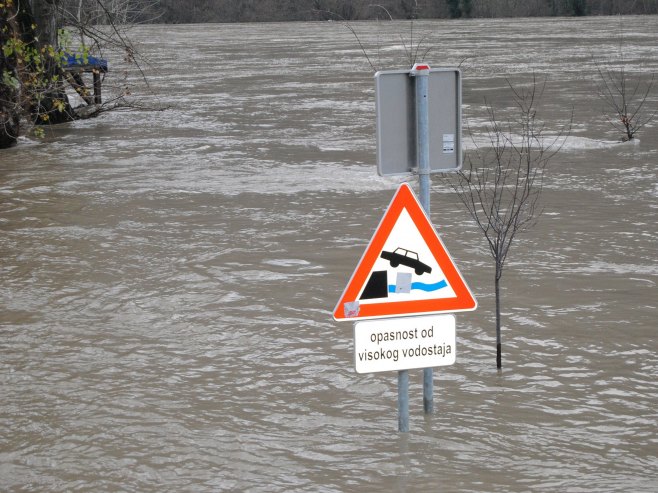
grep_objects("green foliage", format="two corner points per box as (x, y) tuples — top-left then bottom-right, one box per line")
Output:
(57, 27), (91, 64)
(1, 4), (72, 136)
(2, 69), (19, 90)
(57, 27), (72, 51)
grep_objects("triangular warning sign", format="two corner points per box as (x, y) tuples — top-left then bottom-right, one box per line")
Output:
(333, 183), (476, 321)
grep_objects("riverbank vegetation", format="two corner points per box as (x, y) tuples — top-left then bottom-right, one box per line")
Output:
(1, 0), (147, 148)
(155, 0), (658, 23)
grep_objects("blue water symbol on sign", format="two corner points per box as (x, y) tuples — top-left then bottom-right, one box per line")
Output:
(388, 279), (448, 293)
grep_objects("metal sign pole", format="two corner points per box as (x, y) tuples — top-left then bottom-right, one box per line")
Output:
(398, 369), (409, 432)
(412, 63), (434, 416)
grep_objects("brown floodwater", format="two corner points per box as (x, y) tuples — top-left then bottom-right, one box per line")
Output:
(1, 16), (657, 492)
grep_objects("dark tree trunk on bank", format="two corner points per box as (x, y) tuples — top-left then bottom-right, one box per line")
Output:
(0, 0), (74, 148)
(30, 0), (58, 46)
(23, 0), (75, 125)
(0, 83), (19, 148)
(0, 3), (21, 147)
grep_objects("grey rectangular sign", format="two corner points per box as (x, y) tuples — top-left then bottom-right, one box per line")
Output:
(375, 68), (462, 176)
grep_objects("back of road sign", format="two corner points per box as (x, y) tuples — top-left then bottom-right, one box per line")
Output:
(375, 68), (462, 176)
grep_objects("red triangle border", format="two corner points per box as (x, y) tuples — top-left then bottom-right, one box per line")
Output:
(333, 183), (477, 321)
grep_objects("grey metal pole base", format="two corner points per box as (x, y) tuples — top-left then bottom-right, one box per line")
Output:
(423, 367), (433, 414)
(398, 370), (409, 432)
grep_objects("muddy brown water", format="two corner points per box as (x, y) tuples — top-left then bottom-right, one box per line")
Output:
(1, 16), (657, 492)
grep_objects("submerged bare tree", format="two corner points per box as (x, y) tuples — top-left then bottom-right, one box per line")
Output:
(446, 77), (570, 369)
(595, 61), (656, 142)
(594, 23), (656, 142)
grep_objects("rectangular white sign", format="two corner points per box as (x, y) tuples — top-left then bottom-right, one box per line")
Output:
(354, 314), (456, 374)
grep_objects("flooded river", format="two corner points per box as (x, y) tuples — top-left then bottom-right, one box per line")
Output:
(1, 15), (657, 492)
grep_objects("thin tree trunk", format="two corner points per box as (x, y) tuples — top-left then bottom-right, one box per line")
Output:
(495, 267), (502, 369)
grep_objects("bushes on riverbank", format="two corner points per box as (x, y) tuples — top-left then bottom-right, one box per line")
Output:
(154, 0), (657, 24)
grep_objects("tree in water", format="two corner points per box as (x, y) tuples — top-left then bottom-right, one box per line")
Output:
(594, 29), (656, 141)
(0, 0), (151, 148)
(597, 66), (655, 141)
(446, 77), (570, 369)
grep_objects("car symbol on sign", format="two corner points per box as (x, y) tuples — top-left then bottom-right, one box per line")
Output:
(380, 247), (432, 276)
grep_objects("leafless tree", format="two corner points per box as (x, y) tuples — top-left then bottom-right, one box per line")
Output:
(445, 76), (570, 369)
(592, 24), (656, 142)
(595, 57), (656, 142)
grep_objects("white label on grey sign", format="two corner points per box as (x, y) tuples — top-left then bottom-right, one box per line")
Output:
(443, 134), (455, 153)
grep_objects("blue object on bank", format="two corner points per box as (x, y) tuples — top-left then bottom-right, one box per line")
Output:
(62, 53), (108, 72)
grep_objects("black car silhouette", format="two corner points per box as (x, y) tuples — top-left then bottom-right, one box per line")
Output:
(380, 248), (432, 275)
